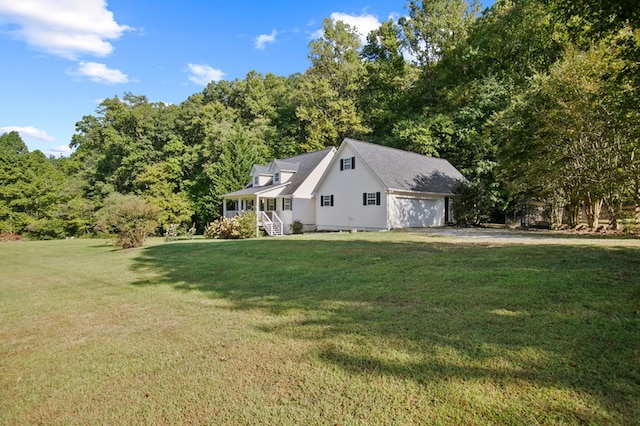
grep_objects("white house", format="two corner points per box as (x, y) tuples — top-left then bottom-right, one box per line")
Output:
(221, 148), (336, 235)
(314, 138), (465, 231)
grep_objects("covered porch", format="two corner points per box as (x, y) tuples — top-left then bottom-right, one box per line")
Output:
(222, 187), (293, 236)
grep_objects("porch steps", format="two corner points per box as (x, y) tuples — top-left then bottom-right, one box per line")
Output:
(263, 222), (282, 236)
(259, 211), (284, 236)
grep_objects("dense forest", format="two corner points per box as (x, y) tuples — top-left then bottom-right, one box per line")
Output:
(2, 0), (639, 240)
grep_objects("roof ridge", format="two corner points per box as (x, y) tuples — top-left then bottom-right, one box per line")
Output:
(341, 137), (464, 195)
(279, 147), (334, 162)
(345, 138), (446, 162)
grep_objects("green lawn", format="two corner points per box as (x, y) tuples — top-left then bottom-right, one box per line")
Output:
(1, 232), (639, 425)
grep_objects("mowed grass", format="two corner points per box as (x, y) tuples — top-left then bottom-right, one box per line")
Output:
(1, 232), (639, 425)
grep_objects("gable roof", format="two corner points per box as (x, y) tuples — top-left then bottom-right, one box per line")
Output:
(251, 164), (271, 175)
(343, 138), (465, 195)
(270, 160), (300, 173)
(223, 147), (335, 198)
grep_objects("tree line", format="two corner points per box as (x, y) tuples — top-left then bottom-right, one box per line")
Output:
(2, 0), (639, 240)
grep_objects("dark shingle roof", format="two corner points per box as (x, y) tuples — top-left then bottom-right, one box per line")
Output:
(253, 165), (271, 175)
(278, 148), (334, 195)
(345, 138), (465, 195)
(271, 160), (300, 173)
(224, 148), (334, 197)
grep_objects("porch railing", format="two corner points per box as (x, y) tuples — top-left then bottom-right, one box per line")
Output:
(224, 210), (240, 219)
(259, 211), (284, 236)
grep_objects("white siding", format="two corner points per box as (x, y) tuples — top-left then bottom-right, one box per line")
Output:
(388, 195), (445, 228)
(287, 150), (335, 232)
(276, 208), (293, 234)
(292, 197), (316, 231)
(295, 151), (335, 195)
(316, 144), (387, 231)
(279, 170), (295, 183)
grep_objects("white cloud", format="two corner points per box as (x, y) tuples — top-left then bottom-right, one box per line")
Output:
(326, 12), (382, 45)
(0, 125), (54, 142)
(255, 30), (276, 50)
(0, 0), (131, 59)
(50, 144), (72, 154)
(187, 63), (224, 86)
(70, 61), (128, 84)
(311, 28), (324, 40)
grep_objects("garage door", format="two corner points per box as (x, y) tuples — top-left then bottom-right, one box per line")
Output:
(393, 197), (442, 228)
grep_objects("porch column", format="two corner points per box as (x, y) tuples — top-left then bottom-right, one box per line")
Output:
(222, 198), (227, 218)
(255, 194), (260, 237)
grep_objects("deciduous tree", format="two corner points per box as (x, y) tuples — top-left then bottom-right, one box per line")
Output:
(296, 18), (370, 150)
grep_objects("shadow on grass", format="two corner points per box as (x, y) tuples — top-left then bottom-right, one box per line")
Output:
(131, 236), (640, 422)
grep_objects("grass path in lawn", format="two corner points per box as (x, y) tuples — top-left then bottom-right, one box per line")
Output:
(1, 232), (639, 425)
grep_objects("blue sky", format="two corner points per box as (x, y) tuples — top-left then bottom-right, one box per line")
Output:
(0, 0), (493, 156)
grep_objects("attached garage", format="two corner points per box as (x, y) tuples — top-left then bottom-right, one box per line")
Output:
(389, 196), (445, 229)
(314, 138), (465, 231)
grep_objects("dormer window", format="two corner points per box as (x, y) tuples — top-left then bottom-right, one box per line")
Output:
(253, 176), (259, 187)
(274, 172), (280, 183)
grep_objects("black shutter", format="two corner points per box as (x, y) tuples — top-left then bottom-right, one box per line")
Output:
(340, 159), (344, 171)
(351, 157), (356, 169)
(444, 197), (449, 222)
(376, 192), (381, 205)
(330, 195), (334, 206)
(363, 193), (367, 206)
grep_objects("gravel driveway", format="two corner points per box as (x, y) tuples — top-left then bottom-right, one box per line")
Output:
(405, 227), (640, 247)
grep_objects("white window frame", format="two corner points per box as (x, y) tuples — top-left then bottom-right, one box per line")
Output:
(366, 192), (377, 205)
(266, 198), (276, 211)
(342, 157), (352, 170)
(253, 176), (259, 187)
(283, 198), (292, 211)
(274, 172), (280, 184)
(321, 195), (333, 207)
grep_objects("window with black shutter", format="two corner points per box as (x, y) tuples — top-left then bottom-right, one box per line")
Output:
(340, 157), (356, 171)
(321, 195), (334, 207)
(363, 192), (381, 206)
